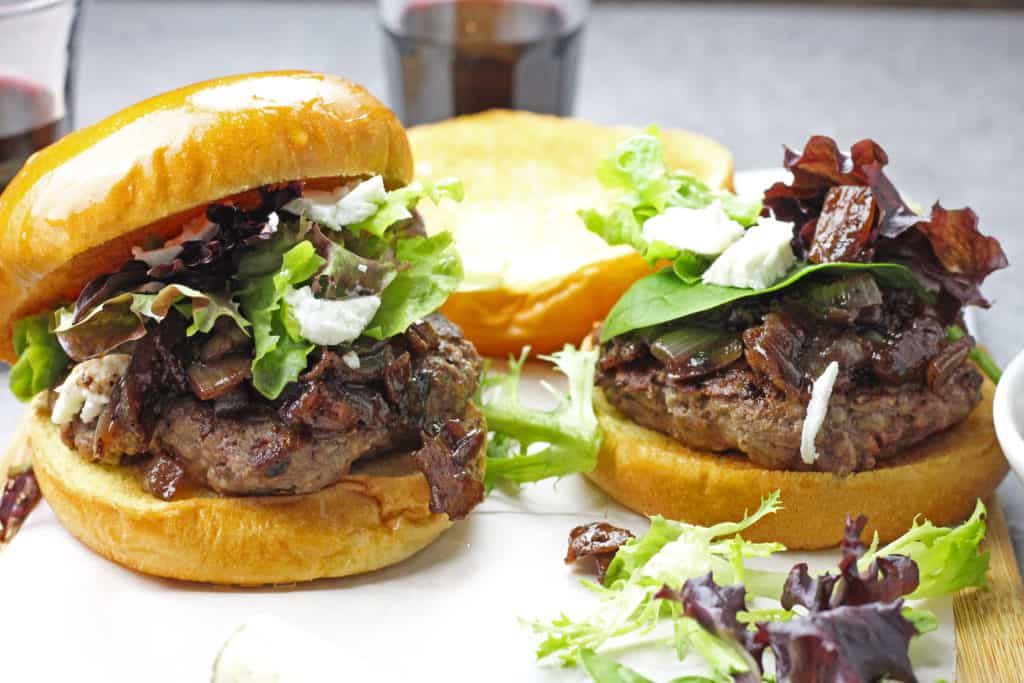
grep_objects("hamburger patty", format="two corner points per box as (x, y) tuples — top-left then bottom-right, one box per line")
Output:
(598, 360), (981, 475)
(597, 276), (984, 474)
(154, 315), (482, 496)
(58, 314), (485, 508)
(155, 400), (404, 495)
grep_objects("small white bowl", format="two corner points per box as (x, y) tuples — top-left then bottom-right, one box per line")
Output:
(994, 350), (1024, 481)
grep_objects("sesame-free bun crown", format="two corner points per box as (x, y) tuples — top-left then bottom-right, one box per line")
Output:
(0, 71), (412, 362)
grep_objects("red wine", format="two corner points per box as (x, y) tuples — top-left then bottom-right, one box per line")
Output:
(0, 77), (67, 191)
(383, 0), (582, 126)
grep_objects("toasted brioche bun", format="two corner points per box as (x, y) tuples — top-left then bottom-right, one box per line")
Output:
(587, 378), (1007, 549)
(15, 397), (484, 585)
(409, 110), (734, 358)
(0, 71), (412, 362)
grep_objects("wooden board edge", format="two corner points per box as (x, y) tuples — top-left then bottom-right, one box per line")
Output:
(954, 496), (1024, 681)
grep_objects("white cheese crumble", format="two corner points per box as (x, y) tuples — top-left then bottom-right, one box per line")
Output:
(51, 354), (132, 425)
(800, 361), (840, 464)
(131, 215), (218, 267)
(640, 201), (745, 256)
(701, 216), (797, 290)
(283, 286), (380, 346)
(283, 176), (387, 230)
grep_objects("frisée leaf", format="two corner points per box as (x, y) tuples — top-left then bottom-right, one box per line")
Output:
(479, 345), (601, 490)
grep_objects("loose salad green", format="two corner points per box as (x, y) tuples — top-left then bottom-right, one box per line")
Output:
(533, 495), (990, 682)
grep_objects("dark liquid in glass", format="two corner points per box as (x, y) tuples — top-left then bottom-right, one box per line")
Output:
(383, 0), (582, 126)
(0, 78), (67, 191)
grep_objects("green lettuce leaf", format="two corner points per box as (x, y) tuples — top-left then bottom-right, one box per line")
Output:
(363, 232), (463, 340)
(237, 239), (326, 399)
(595, 131), (676, 210)
(479, 345), (601, 490)
(9, 312), (70, 401)
(861, 500), (990, 599)
(581, 130), (761, 267)
(671, 251), (712, 284)
(350, 177), (464, 237)
(600, 262), (927, 342)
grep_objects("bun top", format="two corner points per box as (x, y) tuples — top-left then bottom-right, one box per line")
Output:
(0, 71), (412, 361)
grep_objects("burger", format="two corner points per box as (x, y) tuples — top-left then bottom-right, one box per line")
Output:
(581, 132), (1009, 548)
(0, 71), (487, 584)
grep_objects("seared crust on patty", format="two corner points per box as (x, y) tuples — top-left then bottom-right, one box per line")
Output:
(155, 399), (404, 495)
(597, 359), (982, 475)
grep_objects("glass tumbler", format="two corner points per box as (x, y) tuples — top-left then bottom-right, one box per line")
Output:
(379, 0), (590, 127)
(0, 0), (81, 191)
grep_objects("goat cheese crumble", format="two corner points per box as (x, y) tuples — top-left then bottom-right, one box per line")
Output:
(701, 216), (797, 289)
(640, 201), (745, 256)
(282, 176), (387, 230)
(51, 354), (132, 425)
(283, 286), (380, 346)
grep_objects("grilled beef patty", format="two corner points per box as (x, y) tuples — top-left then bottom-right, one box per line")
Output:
(154, 315), (482, 496)
(598, 360), (980, 475)
(57, 314), (485, 513)
(597, 275), (984, 474)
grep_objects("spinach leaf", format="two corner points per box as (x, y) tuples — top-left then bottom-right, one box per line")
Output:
(600, 262), (926, 342)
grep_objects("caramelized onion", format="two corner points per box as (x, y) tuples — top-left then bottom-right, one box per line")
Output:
(650, 327), (743, 379)
(187, 355), (252, 400)
(795, 273), (883, 324)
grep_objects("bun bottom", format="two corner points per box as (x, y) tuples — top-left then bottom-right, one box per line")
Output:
(586, 379), (1007, 549)
(21, 399), (485, 585)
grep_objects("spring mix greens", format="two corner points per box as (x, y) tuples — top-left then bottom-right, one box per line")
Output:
(9, 177), (464, 402)
(535, 495), (989, 683)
